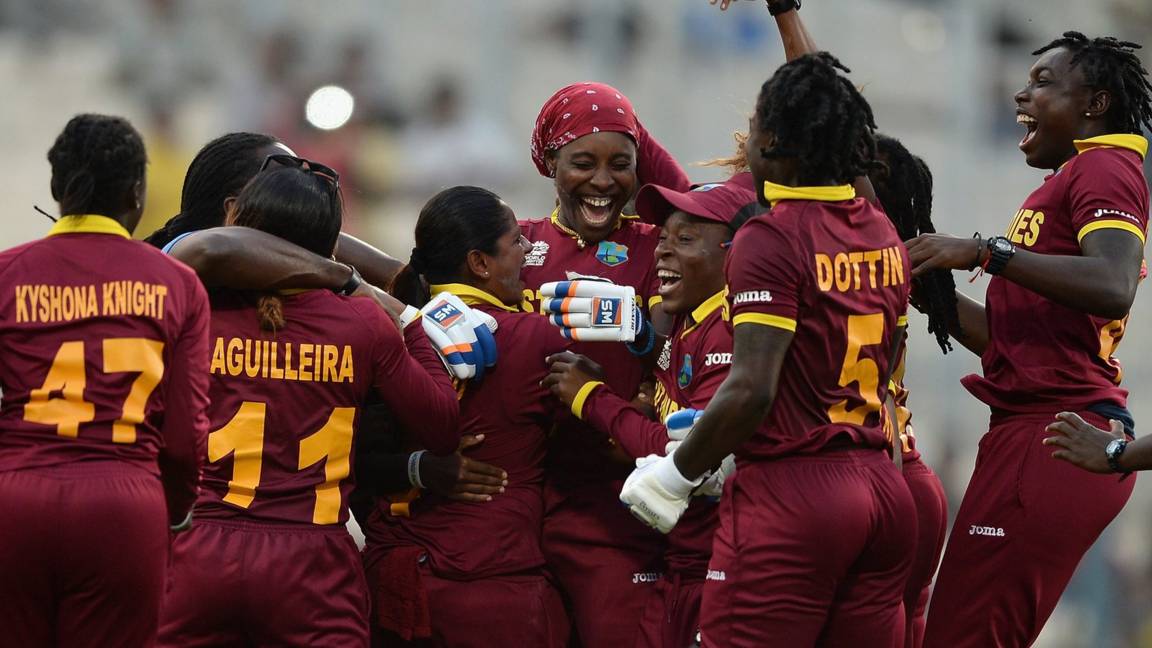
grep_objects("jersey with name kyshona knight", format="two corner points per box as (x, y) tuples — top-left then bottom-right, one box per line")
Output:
(726, 183), (910, 459)
(0, 216), (209, 487)
(962, 135), (1149, 413)
(195, 288), (459, 527)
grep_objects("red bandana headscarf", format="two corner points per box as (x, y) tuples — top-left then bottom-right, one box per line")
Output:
(530, 82), (639, 177)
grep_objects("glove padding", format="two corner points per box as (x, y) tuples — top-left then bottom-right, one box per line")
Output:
(620, 453), (702, 534)
(698, 454), (736, 498)
(540, 275), (642, 343)
(665, 408), (703, 442)
(400, 292), (498, 380)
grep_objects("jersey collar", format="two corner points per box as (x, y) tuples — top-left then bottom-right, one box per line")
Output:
(681, 289), (729, 338)
(47, 214), (131, 239)
(761, 181), (856, 208)
(1073, 134), (1148, 160)
(428, 283), (518, 312)
(548, 208), (638, 249)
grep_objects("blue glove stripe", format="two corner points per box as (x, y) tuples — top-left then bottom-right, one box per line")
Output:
(474, 324), (497, 368)
(552, 281), (573, 298)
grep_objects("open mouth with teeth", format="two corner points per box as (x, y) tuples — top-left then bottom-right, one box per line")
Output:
(657, 268), (682, 298)
(577, 195), (618, 228)
(1017, 112), (1038, 150)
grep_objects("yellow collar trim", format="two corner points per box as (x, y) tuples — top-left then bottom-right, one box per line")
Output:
(1074, 134), (1148, 160)
(762, 182), (855, 208)
(429, 283), (517, 312)
(681, 289), (729, 338)
(47, 214), (131, 239)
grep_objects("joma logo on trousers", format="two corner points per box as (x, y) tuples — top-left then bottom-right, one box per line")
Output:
(969, 525), (1005, 537)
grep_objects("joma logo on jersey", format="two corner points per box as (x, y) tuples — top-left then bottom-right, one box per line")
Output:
(591, 297), (623, 327)
(1093, 207), (1140, 223)
(969, 525), (1005, 537)
(733, 290), (772, 305)
(705, 353), (732, 367)
(1006, 208), (1045, 247)
(632, 571), (663, 584)
(428, 301), (464, 328)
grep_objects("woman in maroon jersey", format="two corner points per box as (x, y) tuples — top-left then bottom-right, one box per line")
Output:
(523, 80), (693, 648)
(158, 160), (460, 647)
(363, 185), (572, 647)
(905, 33), (1151, 647)
(0, 114), (211, 648)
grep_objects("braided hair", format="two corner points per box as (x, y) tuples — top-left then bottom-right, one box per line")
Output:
(754, 52), (878, 185)
(144, 132), (279, 248)
(1033, 31), (1152, 136)
(871, 135), (958, 354)
(47, 114), (146, 218)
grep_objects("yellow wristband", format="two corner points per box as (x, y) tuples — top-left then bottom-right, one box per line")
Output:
(571, 381), (605, 419)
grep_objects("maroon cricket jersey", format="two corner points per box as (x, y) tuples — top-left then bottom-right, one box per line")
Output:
(727, 183), (910, 459)
(962, 135), (1150, 413)
(520, 212), (661, 477)
(0, 215), (211, 516)
(195, 288), (459, 526)
(576, 290), (731, 580)
(364, 284), (572, 579)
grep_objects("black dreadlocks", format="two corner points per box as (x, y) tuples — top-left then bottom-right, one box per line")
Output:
(47, 114), (146, 218)
(144, 132), (279, 249)
(872, 134), (958, 354)
(1033, 31), (1152, 136)
(754, 52), (878, 185)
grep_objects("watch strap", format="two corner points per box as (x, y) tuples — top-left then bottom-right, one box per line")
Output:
(336, 264), (363, 296)
(985, 237), (1016, 275)
(1107, 439), (1128, 473)
(767, 0), (800, 16)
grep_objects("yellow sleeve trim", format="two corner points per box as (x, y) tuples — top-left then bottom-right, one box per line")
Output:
(648, 295), (663, 309)
(897, 315), (908, 327)
(733, 312), (797, 332)
(571, 381), (605, 419)
(1077, 220), (1146, 245)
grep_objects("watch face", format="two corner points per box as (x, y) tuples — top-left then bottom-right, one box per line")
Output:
(1106, 438), (1123, 457)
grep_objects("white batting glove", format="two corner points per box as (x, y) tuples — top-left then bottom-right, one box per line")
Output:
(620, 453), (702, 534)
(540, 276), (642, 343)
(399, 292), (498, 380)
(698, 454), (736, 498)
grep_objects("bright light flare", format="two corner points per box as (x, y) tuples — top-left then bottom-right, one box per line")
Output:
(305, 86), (355, 130)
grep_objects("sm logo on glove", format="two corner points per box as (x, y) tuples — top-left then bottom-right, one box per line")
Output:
(427, 301), (465, 329)
(592, 297), (624, 327)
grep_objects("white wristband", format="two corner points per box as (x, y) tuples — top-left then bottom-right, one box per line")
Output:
(408, 450), (427, 489)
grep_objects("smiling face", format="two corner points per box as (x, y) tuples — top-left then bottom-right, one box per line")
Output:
(551, 131), (638, 244)
(1015, 46), (1108, 170)
(472, 204), (530, 306)
(655, 212), (731, 315)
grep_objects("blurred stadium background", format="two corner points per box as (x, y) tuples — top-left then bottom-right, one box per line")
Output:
(1, 1), (1150, 645)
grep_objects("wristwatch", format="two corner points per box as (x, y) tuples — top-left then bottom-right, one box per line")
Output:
(767, 0), (801, 16)
(336, 264), (363, 296)
(984, 236), (1016, 275)
(1105, 438), (1128, 473)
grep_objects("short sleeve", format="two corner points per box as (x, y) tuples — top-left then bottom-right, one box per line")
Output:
(726, 219), (805, 332)
(1069, 149), (1150, 246)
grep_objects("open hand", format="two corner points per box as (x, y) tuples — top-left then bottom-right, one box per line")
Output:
(905, 234), (984, 277)
(420, 434), (508, 502)
(1042, 412), (1124, 474)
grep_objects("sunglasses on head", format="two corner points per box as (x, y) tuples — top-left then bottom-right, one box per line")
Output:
(260, 154), (340, 189)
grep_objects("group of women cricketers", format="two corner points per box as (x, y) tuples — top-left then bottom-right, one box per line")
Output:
(1, 1), (1150, 647)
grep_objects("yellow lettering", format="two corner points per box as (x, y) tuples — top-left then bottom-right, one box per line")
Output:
(84, 286), (97, 319)
(834, 253), (851, 292)
(260, 341), (270, 378)
(1024, 211), (1044, 247)
(338, 345), (354, 383)
(270, 342), (284, 379)
(210, 338), (226, 374)
(227, 338), (243, 376)
(299, 344), (314, 381)
(115, 281), (127, 315)
(244, 339), (261, 378)
(862, 250), (882, 289)
(323, 345), (338, 382)
(1006, 208), (1026, 239)
(38, 285), (50, 322)
(890, 246), (905, 286)
(15, 286), (28, 323)
(815, 254), (834, 291)
(154, 285), (167, 320)
(130, 282), (144, 316)
(284, 344), (298, 380)
(61, 285), (75, 321)
(49, 286), (62, 322)
(102, 282), (115, 316)
(848, 252), (864, 290)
